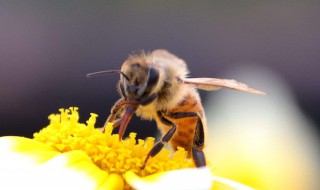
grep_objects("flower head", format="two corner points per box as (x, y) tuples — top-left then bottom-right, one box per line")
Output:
(33, 107), (193, 188)
(0, 107), (256, 190)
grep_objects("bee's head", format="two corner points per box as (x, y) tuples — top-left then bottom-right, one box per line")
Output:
(120, 54), (159, 100)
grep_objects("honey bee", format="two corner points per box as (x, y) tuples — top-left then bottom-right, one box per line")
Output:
(87, 49), (265, 168)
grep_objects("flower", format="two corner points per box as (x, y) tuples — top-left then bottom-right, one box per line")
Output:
(125, 167), (255, 190)
(0, 107), (255, 190)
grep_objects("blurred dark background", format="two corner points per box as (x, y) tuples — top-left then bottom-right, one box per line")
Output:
(1, 1), (319, 139)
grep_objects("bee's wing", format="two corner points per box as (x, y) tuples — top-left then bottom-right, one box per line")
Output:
(180, 77), (266, 95)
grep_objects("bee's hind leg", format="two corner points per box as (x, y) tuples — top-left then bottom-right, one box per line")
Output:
(191, 117), (206, 167)
(142, 111), (207, 169)
(166, 112), (207, 167)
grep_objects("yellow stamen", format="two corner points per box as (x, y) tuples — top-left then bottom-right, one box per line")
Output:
(33, 107), (193, 189)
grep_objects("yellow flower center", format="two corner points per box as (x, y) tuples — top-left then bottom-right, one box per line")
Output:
(33, 107), (193, 189)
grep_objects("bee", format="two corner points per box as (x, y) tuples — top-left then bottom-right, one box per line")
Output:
(87, 49), (265, 168)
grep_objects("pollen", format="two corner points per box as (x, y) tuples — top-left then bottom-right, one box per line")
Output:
(33, 107), (193, 189)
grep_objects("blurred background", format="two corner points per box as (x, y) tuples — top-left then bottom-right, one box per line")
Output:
(1, 1), (319, 189)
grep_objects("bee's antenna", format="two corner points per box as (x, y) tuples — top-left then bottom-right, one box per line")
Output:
(87, 70), (129, 80)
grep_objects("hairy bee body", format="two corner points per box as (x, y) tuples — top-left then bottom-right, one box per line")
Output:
(136, 83), (206, 152)
(88, 49), (265, 168)
(120, 50), (206, 155)
(121, 50), (189, 113)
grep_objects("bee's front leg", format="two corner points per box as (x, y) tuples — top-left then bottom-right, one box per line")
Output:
(102, 98), (127, 131)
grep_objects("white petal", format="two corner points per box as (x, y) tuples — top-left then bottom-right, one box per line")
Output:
(126, 167), (213, 190)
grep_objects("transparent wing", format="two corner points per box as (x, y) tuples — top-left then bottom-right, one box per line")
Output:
(180, 77), (266, 95)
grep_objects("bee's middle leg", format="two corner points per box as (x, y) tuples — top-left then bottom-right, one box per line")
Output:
(142, 111), (207, 169)
(141, 112), (177, 169)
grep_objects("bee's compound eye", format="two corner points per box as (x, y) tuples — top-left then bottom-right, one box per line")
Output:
(141, 67), (159, 97)
(147, 68), (159, 87)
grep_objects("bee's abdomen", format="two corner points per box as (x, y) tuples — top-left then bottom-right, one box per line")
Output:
(164, 90), (205, 155)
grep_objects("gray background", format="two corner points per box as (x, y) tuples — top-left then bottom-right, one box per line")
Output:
(1, 1), (319, 139)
